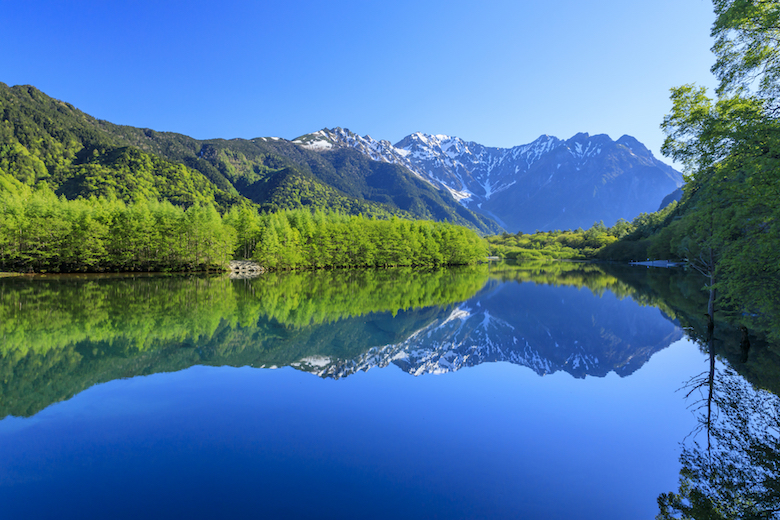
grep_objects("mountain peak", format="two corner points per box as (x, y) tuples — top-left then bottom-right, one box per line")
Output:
(289, 125), (682, 232)
(291, 129), (336, 151)
(401, 132), (459, 148)
(616, 134), (651, 156)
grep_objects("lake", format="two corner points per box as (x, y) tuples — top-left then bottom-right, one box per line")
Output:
(1, 262), (778, 519)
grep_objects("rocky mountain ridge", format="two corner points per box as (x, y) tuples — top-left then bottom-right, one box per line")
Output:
(295, 128), (684, 232)
(1, 82), (681, 235)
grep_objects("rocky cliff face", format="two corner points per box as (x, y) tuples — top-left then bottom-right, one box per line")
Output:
(295, 128), (683, 232)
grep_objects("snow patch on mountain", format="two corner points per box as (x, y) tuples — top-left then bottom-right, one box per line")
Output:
(291, 128), (683, 232)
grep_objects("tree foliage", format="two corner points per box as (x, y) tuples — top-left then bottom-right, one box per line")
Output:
(0, 176), (236, 272)
(594, 0), (780, 341)
(486, 215), (666, 261)
(0, 181), (488, 272)
(0, 84), (246, 210)
(229, 207), (489, 270)
(655, 0), (780, 338)
(711, 0), (780, 98)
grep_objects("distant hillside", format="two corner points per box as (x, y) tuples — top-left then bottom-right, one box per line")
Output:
(658, 188), (683, 210)
(0, 83), (500, 233)
(295, 128), (684, 232)
(0, 84), (245, 209)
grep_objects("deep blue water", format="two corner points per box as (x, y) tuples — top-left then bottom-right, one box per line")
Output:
(0, 268), (716, 519)
(0, 344), (706, 519)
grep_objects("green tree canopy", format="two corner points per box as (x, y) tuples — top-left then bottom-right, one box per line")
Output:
(657, 0), (780, 337)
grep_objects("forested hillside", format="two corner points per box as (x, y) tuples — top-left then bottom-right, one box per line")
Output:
(109, 125), (500, 232)
(599, 0), (780, 344)
(0, 82), (499, 233)
(0, 84), (246, 209)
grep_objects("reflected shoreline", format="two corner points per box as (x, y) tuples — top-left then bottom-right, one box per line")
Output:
(0, 261), (716, 419)
(2, 261), (778, 420)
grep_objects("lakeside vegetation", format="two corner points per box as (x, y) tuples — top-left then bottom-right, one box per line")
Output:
(0, 173), (488, 272)
(228, 205), (488, 270)
(486, 203), (678, 261)
(626, 0), (780, 348)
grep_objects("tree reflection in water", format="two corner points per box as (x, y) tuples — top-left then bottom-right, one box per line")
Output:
(658, 319), (780, 519)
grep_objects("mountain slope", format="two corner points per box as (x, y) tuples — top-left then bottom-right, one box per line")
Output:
(138, 131), (501, 232)
(481, 133), (684, 232)
(296, 128), (683, 232)
(0, 83), (500, 232)
(90, 115), (500, 231)
(2, 82), (677, 235)
(0, 83), (246, 209)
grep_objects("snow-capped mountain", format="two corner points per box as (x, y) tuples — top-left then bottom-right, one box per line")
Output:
(289, 278), (683, 380)
(294, 128), (683, 232)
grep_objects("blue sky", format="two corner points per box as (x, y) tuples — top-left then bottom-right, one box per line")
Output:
(2, 0), (716, 164)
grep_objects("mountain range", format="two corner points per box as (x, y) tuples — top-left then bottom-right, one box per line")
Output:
(1, 82), (682, 233)
(295, 128), (684, 232)
(0, 83), (498, 233)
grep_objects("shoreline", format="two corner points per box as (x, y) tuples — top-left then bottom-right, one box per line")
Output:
(628, 260), (683, 268)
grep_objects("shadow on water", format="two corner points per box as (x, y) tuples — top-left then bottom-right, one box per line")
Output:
(597, 262), (780, 396)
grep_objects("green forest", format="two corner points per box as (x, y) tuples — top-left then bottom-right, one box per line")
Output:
(0, 79), (496, 272)
(0, 175), (488, 272)
(486, 203), (678, 261)
(620, 0), (780, 343)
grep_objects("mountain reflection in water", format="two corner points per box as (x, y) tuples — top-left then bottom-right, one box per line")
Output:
(2, 262), (683, 418)
(2, 261), (780, 520)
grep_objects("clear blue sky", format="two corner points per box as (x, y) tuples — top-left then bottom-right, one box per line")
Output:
(2, 0), (716, 164)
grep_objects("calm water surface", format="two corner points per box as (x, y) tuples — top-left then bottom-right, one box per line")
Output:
(0, 263), (775, 519)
